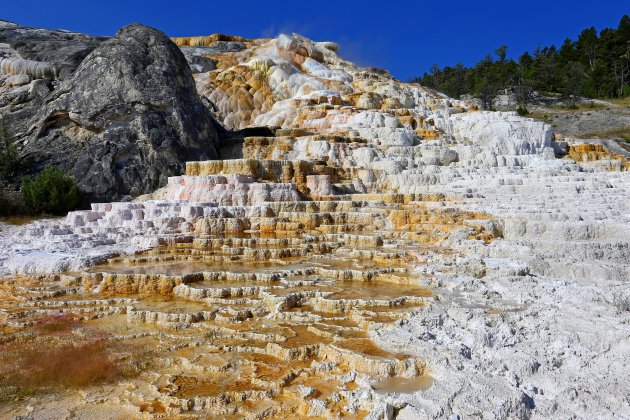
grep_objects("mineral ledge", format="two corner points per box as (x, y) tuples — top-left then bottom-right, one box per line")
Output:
(0, 32), (629, 419)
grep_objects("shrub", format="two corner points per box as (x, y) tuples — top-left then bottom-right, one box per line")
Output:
(517, 107), (529, 116)
(0, 119), (16, 182)
(0, 189), (24, 216)
(22, 167), (80, 215)
(0, 118), (20, 216)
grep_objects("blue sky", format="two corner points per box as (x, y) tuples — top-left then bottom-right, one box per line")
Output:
(2, 0), (628, 81)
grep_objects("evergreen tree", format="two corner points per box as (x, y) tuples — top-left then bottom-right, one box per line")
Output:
(0, 118), (16, 183)
(411, 15), (630, 101)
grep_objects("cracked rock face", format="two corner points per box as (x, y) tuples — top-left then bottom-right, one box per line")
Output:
(0, 23), (106, 79)
(5, 24), (219, 202)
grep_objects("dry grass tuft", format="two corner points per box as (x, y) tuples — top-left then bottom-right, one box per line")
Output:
(611, 292), (630, 312)
(0, 315), (150, 401)
(0, 215), (57, 225)
(15, 339), (117, 388)
(34, 314), (80, 334)
(0, 215), (35, 225)
(576, 126), (630, 142)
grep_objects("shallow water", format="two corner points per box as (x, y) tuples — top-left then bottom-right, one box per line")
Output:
(88, 260), (304, 275)
(372, 375), (434, 394)
(328, 281), (432, 300)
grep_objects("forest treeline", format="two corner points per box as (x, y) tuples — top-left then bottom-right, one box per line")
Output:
(412, 15), (630, 109)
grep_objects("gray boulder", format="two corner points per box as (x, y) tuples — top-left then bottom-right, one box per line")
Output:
(179, 42), (246, 73)
(19, 23), (219, 202)
(180, 48), (217, 73)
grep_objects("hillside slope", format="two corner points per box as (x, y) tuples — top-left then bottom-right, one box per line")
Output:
(0, 23), (628, 420)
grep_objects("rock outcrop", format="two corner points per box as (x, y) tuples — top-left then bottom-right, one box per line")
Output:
(0, 22), (106, 79)
(1, 23), (219, 202)
(0, 23), (107, 147)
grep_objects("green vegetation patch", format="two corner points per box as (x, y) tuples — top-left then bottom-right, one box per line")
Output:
(576, 126), (630, 142)
(21, 167), (81, 216)
(412, 15), (630, 108)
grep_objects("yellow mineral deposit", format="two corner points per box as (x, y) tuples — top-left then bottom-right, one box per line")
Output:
(0, 193), (496, 417)
(171, 34), (249, 47)
(566, 143), (629, 171)
(0, 30), (509, 419)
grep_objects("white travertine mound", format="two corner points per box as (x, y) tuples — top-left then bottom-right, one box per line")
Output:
(1, 31), (629, 420)
(165, 174), (300, 205)
(373, 166), (630, 419)
(438, 111), (553, 155)
(2, 199), (267, 274)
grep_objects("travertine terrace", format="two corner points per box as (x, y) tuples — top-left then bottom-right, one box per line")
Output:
(1, 32), (629, 419)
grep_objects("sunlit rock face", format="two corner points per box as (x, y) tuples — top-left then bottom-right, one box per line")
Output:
(179, 32), (571, 188)
(187, 32), (458, 135)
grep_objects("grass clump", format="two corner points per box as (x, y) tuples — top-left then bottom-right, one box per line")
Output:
(16, 339), (116, 388)
(576, 126), (630, 142)
(603, 96), (630, 108)
(0, 215), (39, 225)
(0, 315), (151, 401)
(34, 314), (80, 334)
(611, 292), (630, 312)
